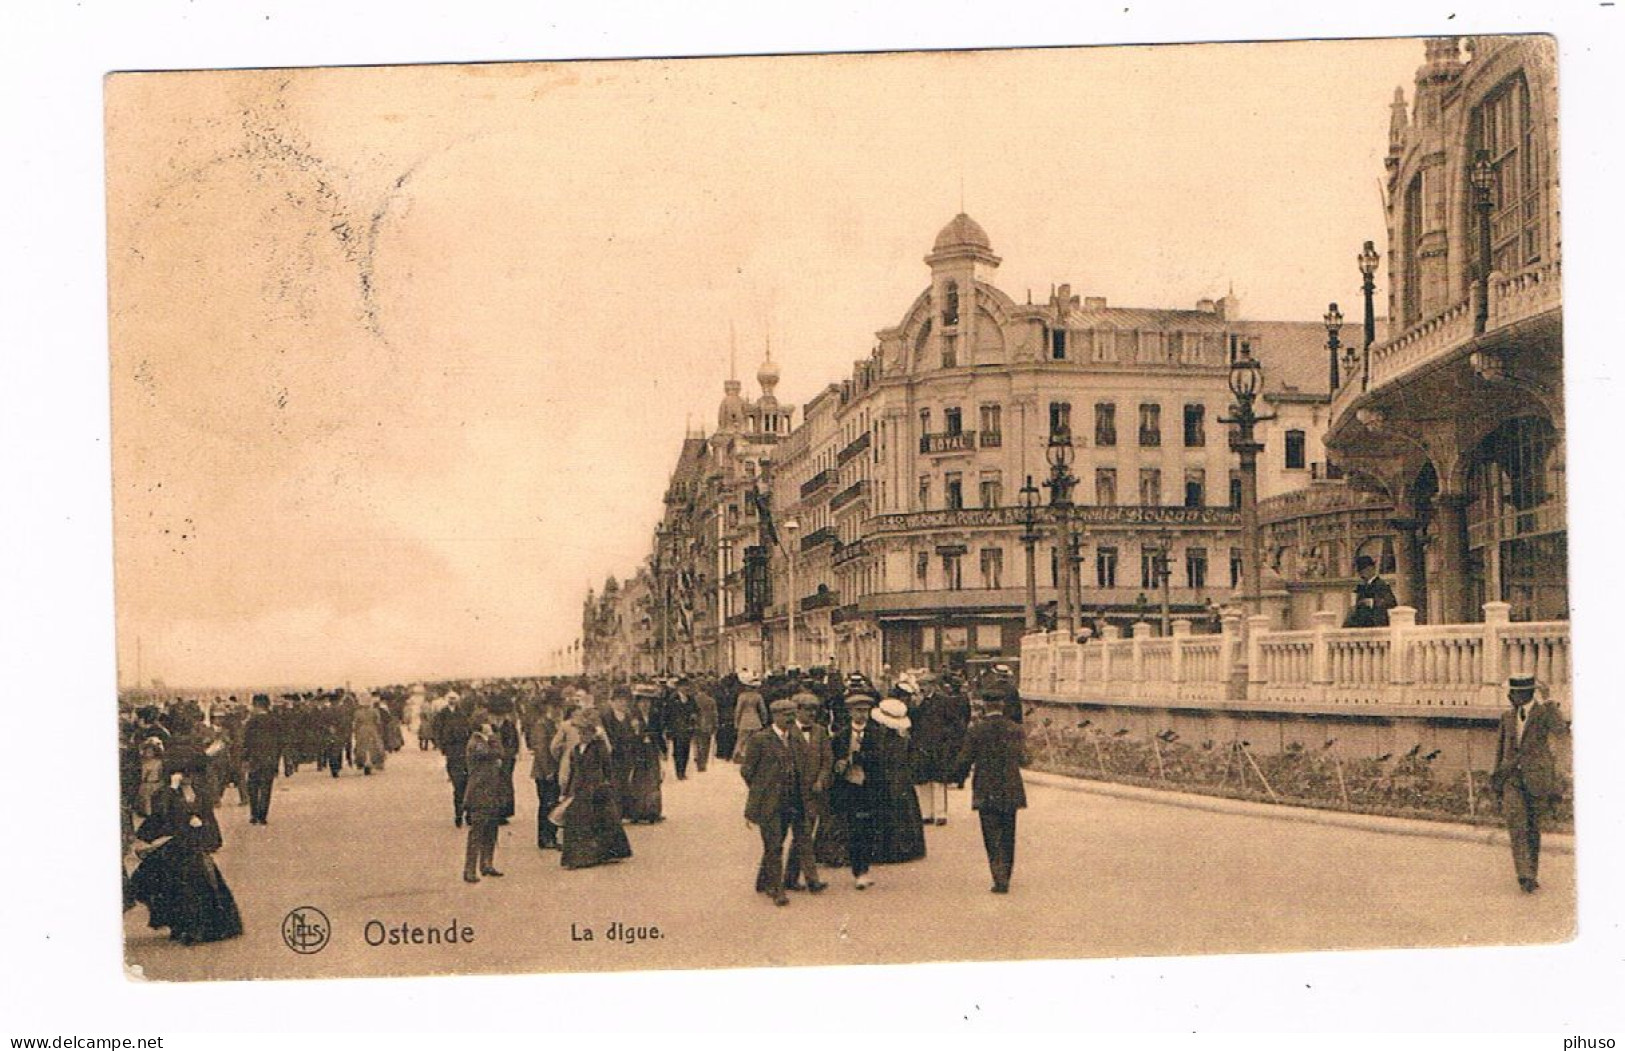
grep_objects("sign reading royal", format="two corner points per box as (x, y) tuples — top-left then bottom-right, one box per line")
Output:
(869, 505), (1241, 534)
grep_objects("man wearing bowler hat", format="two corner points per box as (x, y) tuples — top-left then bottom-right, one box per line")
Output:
(739, 697), (817, 905)
(831, 692), (886, 889)
(784, 691), (833, 893)
(1490, 673), (1566, 893)
(952, 688), (1028, 893)
(1342, 554), (1397, 628)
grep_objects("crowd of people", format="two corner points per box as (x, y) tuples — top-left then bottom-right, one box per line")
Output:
(118, 687), (412, 946)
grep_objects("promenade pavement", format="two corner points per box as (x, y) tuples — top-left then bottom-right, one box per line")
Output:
(124, 733), (1574, 981)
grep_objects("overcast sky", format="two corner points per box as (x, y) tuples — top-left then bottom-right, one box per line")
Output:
(109, 37), (1426, 688)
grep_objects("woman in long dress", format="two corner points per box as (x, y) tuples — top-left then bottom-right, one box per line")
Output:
(128, 752), (243, 946)
(351, 696), (386, 774)
(558, 707), (633, 870)
(870, 698), (927, 863)
(621, 692), (664, 823)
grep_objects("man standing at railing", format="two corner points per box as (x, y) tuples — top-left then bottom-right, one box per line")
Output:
(1490, 674), (1566, 893)
(1343, 555), (1397, 628)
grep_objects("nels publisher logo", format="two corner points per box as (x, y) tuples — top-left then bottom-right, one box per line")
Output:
(282, 906), (330, 955)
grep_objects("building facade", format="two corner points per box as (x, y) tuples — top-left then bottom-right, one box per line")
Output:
(1266, 35), (1564, 626)
(754, 215), (1333, 678)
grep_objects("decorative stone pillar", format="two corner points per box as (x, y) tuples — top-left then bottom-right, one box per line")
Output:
(1434, 493), (1471, 624)
(1389, 517), (1426, 620)
(1170, 617), (1191, 686)
(1481, 600), (1511, 705)
(1131, 621), (1153, 701)
(1388, 606), (1416, 702)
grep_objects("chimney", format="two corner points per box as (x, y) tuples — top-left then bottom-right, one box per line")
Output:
(1084, 296), (1107, 311)
(1196, 298), (1216, 314)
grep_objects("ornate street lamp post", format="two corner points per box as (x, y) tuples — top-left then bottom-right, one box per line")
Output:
(1358, 240), (1380, 391)
(1470, 149), (1497, 336)
(653, 523), (669, 676)
(782, 517), (800, 671)
(1324, 301), (1343, 394)
(1219, 339), (1274, 617)
(717, 535), (733, 674)
(1019, 475), (1042, 632)
(1044, 427), (1078, 639)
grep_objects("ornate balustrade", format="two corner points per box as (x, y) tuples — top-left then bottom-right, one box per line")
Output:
(1021, 601), (1570, 719)
(1330, 259), (1562, 425)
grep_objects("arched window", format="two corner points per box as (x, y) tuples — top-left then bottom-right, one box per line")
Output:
(1469, 72), (1542, 280)
(942, 281), (960, 326)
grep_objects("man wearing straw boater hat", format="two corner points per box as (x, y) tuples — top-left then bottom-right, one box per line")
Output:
(1489, 673), (1566, 893)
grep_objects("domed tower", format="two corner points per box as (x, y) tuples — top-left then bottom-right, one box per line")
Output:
(755, 342), (786, 435)
(923, 213), (1002, 369)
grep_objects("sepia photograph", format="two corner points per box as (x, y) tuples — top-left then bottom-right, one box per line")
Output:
(104, 32), (1578, 987)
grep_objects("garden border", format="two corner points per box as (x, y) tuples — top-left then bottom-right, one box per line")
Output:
(1025, 768), (1576, 855)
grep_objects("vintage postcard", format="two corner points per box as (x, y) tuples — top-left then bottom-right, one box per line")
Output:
(109, 36), (1572, 983)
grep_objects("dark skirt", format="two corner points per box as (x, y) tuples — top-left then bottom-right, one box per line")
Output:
(875, 778), (927, 863)
(129, 844), (243, 945)
(561, 789), (633, 869)
(622, 754), (663, 822)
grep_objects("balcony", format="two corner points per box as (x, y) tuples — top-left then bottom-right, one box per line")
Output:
(920, 430), (976, 455)
(836, 430), (871, 466)
(800, 468), (835, 499)
(832, 538), (867, 566)
(1331, 258), (1561, 426)
(829, 479), (869, 512)
(800, 588), (840, 612)
(979, 430), (1003, 448)
(799, 526), (838, 552)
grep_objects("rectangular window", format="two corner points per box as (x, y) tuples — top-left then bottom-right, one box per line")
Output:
(980, 547), (1004, 590)
(944, 407), (962, 435)
(945, 471), (964, 511)
(1186, 547), (1208, 590)
(1049, 401), (1072, 438)
(1139, 468), (1162, 507)
(941, 335), (958, 369)
(1094, 402), (1117, 447)
(1229, 471), (1243, 510)
(918, 475), (931, 510)
(979, 475), (1003, 509)
(1095, 468), (1117, 507)
(1139, 403), (1161, 447)
(1230, 547), (1244, 589)
(942, 553), (964, 591)
(1049, 546), (1059, 587)
(1051, 329), (1068, 360)
(919, 408), (931, 437)
(1183, 404), (1205, 448)
(979, 403), (1002, 437)
(1184, 468), (1206, 509)
(1096, 546), (1119, 589)
(1285, 430), (1307, 470)
(916, 551), (930, 585)
(1140, 546), (1159, 589)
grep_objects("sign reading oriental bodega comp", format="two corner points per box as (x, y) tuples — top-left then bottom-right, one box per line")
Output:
(869, 506), (1242, 534)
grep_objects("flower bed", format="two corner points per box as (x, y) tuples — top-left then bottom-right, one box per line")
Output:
(1021, 709), (1574, 832)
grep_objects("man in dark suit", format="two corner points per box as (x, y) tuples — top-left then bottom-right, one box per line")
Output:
(1490, 673), (1567, 893)
(952, 690), (1029, 893)
(662, 679), (699, 780)
(784, 691), (833, 893)
(1343, 554), (1398, 628)
(435, 696), (475, 828)
(739, 698), (817, 905)
(830, 692), (886, 890)
(241, 694), (283, 825)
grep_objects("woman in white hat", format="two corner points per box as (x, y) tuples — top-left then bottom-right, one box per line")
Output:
(870, 697), (927, 864)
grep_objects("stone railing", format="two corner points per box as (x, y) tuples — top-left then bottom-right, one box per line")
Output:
(1021, 601), (1570, 718)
